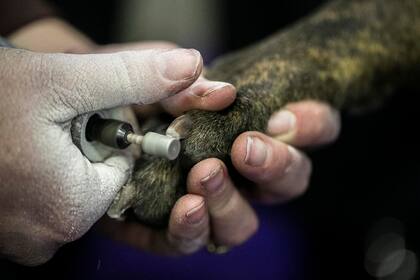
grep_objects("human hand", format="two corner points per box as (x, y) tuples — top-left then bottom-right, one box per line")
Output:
(164, 100), (340, 252)
(98, 44), (340, 254)
(0, 46), (210, 265)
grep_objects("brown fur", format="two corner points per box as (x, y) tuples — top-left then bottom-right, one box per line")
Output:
(108, 0), (420, 226)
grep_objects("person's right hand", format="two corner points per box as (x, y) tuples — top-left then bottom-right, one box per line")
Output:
(0, 46), (222, 265)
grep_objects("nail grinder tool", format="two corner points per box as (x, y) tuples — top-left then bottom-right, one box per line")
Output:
(71, 109), (180, 162)
(0, 37), (181, 162)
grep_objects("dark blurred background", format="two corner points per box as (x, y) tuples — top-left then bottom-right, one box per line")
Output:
(2, 0), (420, 279)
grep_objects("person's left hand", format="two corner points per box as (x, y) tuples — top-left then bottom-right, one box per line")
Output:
(97, 42), (340, 255)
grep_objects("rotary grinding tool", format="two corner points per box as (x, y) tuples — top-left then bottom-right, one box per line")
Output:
(0, 37), (181, 162)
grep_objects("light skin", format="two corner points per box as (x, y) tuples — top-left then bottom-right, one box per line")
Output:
(2, 18), (341, 262)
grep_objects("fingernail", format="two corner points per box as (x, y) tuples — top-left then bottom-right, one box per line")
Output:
(245, 136), (268, 167)
(200, 165), (224, 192)
(186, 200), (205, 224)
(157, 49), (201, 81)
(166, 114), (192, 139)
(192, 82), (233, 97)
(267, 110), (296, 136)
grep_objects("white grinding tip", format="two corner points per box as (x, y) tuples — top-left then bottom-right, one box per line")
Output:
(141, 132), (181, 160)
(126, 133), (143, 145)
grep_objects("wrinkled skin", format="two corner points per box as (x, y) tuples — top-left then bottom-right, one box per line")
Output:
(0, 47), (208, 265)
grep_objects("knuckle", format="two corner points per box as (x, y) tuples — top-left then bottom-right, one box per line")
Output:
(162, 80), (182, 94)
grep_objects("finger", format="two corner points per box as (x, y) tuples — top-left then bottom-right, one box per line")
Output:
(231, 132), (312, 204)
(96, 42), (180, 118)
(43, 48), (203, 121)
(267, 100), (340, 147)
(160, 77), (237, 116)
(166, 194), (210, 254)
(97, 194), (210, 255)
(187, 158), (258, 246)
(96, 41), (236, 117)
(92, 152), (133, 197)
(72, 152), (134, 223)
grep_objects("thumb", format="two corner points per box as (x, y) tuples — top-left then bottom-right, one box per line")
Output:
(43, 48), (202, 120)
